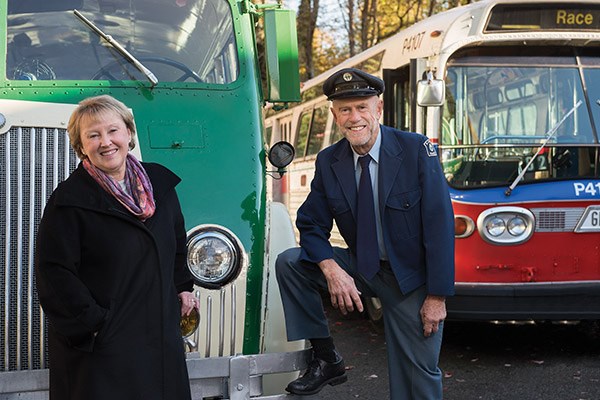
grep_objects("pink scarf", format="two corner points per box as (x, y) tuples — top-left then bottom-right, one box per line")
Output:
(83, 154), (156, 221)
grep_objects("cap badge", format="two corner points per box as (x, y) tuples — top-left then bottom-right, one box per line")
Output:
(343, 72), (353, 82)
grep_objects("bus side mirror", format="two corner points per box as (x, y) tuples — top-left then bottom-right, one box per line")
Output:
(417, 72), (445, 107)
(263, 9), (301, 103)
(268, 141), (295, 169)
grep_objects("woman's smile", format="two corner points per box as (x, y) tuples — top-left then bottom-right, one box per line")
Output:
(79, 110), (132, 180)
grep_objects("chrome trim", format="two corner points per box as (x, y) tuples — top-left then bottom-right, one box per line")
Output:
(0, 100), (75, 135)
(1, 126), (78, 371)
(219, 290), (225, 356)
(187, 349), (312, 399)
(454, 214), (475, 238)
(3, 128), (10, 370)
(186, 224), (247, 287)
(196, 283), (243, 358)
(574, 205), (600, 233)
(0, 349), (313, 399)
(477, 206), (534, 245)
(204, 296), (212, 358)
(530, 207), (585, 232)
(231, 284), (236, 355)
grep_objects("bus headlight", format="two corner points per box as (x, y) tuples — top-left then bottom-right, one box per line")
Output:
(477, 207), (535, 245)
(486, 217), (506, 237)
(507, 217), (527, 236)
(186, 225), (246, 288)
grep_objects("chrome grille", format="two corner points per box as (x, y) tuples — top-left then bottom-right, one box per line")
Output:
(531, 207), (586, 232)
(1, 126), (78, 371)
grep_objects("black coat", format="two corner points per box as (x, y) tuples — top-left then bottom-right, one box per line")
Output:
(35, 162), (193, 400)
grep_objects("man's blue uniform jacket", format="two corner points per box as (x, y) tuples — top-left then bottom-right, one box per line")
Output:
(297, 124), (455, 296)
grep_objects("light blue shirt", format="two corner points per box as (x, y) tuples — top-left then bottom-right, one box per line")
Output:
(352, 127), (388, 261)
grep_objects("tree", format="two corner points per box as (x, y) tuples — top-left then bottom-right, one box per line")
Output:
(296, 0), (477, 80)
(338, 0), (356, 56)
(360, 0), (378, 51)
(312, 28), (347, 75)
(297, 0), (320, 79)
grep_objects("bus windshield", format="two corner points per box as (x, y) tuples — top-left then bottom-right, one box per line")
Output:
(442, 47), (600, 189)
(6, 0), (238, 84)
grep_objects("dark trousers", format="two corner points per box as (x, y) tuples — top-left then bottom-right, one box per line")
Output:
(276, 247), (444, 400)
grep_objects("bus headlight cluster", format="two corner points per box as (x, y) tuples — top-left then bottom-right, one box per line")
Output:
(186, 224), (246, 288)
(477, 207), (534, 245)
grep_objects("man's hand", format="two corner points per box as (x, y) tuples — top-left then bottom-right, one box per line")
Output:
(420, 295), (446, 337)
(318, 259), (363, 315)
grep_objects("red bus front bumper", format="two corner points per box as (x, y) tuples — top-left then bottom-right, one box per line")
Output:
(446, 281), (600, 320)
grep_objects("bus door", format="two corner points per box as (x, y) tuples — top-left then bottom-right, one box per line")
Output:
(383, 66), (411, 131)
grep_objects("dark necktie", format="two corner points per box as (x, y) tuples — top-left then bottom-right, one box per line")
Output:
(356, 155), (380, 280)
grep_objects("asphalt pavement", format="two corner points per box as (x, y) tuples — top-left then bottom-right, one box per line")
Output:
(295, 301), (600, 400)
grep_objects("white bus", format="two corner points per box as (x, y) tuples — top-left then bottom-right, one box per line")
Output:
(267, 0), (600, 323)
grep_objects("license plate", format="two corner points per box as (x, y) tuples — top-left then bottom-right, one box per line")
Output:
(575, 206), (600, 233)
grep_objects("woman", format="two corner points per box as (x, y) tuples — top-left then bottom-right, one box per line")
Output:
(35, 95), (198, 400)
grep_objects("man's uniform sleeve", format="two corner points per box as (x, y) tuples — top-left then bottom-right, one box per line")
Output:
(296, 153), (336, 264)
(419, 138), (456, 296)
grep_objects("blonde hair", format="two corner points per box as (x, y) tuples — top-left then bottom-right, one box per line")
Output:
(67, 95), (136, 159)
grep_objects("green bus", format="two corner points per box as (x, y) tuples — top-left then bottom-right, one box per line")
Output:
(0, 0), (307, 398)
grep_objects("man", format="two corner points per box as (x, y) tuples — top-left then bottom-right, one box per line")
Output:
(276, 68), (455, 399)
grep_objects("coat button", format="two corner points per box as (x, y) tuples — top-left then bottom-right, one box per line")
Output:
(404, 202), (410, 208)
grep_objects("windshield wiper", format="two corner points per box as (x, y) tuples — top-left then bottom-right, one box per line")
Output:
(73, 9), (158, 86)
(505, 100), (582, 196)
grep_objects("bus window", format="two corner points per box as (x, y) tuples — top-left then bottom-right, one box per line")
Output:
(295, 109), (312, 157)
(444, 46), (599, 188)
(6, 0), (238, 83)
(448, 54), (596, 147)
(583, 68), (600, 138)
(282, 118), (293, 143)
(265, 125), (273, 146)
(306, 105), (328, 156)
(507, 103), (537, 135)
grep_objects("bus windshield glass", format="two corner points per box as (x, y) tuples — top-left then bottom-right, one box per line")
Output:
(6, 0), (238, 84)
(442, 47), (600, 189)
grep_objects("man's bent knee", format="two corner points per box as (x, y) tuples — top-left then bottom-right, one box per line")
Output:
(275, 247), (301, 279)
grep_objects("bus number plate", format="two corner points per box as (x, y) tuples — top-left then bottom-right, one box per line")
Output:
(575, 206), (600, 233)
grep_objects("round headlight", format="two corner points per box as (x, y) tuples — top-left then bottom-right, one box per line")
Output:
(186, 225), (245, 288)
(486, 217), (506, 237)
(507, 216), (527, 236)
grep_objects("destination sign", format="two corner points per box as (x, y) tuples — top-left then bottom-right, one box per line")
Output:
(485, 4), (600, 32)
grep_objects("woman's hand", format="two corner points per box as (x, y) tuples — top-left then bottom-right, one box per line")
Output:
(178, 291), (199, 316)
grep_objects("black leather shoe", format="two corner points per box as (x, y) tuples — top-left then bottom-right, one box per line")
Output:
(285, 352), (347, 395)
